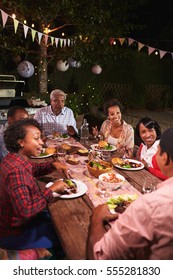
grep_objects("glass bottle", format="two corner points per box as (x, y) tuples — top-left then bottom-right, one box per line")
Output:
(80, 118), (89, 144)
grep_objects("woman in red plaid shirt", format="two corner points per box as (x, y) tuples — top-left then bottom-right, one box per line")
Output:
(0, 118), (69, 253)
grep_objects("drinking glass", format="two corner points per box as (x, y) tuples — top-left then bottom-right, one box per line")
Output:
(57, 147), (66, 157)
(142, 178), (157, 194)
(101, 151), (111, 161)
(96, 181), (111, 198)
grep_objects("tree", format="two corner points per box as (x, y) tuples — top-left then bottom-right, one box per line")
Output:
(0, 0), (149, 94)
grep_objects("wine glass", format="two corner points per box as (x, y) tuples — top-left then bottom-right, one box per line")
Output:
(96, 181), (111, 198)
(142, 178), (157, 194)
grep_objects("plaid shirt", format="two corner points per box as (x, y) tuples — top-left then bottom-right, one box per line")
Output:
(0, 153), (54, 238)
(34, 105), (78, 135)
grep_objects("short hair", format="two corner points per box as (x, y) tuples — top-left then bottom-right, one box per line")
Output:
(135, 117), (161, 141)
(7, 106), (28, 118)
(159, 127), (173, 163)
(4, 118), (42, 153)
(103, 98), (123, 116)
(50, 89), (66, 100)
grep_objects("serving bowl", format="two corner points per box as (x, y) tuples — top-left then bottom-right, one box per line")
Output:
(87, 160), (113, 177)
(98, 172), (125, 190)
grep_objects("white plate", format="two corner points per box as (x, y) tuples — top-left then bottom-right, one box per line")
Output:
(47, 134), (70, 141)
(113, 158), (144, 171)
(46, 179), (88, 199)
(91, 144), (116, 152)
(31, 153), (54, 159)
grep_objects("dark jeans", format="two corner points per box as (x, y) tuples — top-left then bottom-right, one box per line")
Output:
(0, 210), (62, 250)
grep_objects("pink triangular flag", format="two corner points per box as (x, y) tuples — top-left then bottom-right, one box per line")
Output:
(0, 10), (8, 27)
(118, 38), (125, 46)
(159, 50), (167, 59)
(23, 24), (29, 38)
(148, 46), (155, 55)
(13, 18), (19, 33)
(171, 53), (173, 60)
(110, 37), (115, 45)
(55, 38), (59, 47)
(44, 34), (48, 45)
(138, 42), (145, 51)
(128, 38), (134, 46)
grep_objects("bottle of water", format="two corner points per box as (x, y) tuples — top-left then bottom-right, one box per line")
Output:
(80, 119), (89, 144)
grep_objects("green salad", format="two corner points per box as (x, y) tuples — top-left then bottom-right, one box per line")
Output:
(89, 161), (107, 170)
(106, 194), (138, 209)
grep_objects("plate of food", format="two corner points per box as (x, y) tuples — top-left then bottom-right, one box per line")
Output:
(112, 158), (144, 171)
(78, 149), (89, 156)
(31, 147), (56, 158)
(106, 194), (138, 213)
(47, 133), (70, 141)
(46, 179), (88, 199)
(91, 140), (116, 152)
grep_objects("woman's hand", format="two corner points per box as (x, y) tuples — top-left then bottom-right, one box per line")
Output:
(141, 159), (149, 169)
(49, 180), (69, 194)
(92, 126), (99, 137)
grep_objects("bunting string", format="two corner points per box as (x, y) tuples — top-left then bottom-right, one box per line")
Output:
(0, 8), (173, 59)
(0, 9), (72, 48)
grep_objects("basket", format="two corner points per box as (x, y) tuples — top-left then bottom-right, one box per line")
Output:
(87, 160), (113, 177)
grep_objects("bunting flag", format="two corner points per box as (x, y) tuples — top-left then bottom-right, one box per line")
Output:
(31, 28), (37, 42)
(0, 8), (71, 48)
(118, 38), (125, 46)
(37, 32), (43, 44)
(148, 47), (155, 55)
(110, 37), (115, 45)
(50, 36), (54, 45)
(159, 50), (167, 59)
(55, 38), (59, 47)
(1, 9), (8, 27)
(13, 18), (19, 34)
(128, 38), (135, 46)
(138, 42), (145, 51)
(0, 8), (173, 57)
(44, 34), (48, 45)
(60, 38), (63, 48)
(23, 24), (29, 38)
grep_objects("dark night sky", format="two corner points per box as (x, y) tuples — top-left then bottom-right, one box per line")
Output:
(132, 0), (173, 51)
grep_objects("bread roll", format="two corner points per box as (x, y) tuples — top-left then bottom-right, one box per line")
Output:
(98, 140), (108, 148)
(66, 156), (79, 165)
(112, 157), (124, 165)
(61, 143), (71, 151)
(45, 147), (56, 155)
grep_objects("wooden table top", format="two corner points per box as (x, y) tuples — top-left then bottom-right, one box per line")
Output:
(35, 138), (162, 260)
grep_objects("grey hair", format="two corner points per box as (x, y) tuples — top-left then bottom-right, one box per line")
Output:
(50, 89), (66, 100)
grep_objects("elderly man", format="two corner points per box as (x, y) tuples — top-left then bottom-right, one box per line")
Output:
(87, 127), (173, 260)
(34, 89), (78, 136)
(0, 106), (29, 161)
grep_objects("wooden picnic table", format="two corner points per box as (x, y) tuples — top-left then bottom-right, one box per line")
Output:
(35, 138), (162, 260)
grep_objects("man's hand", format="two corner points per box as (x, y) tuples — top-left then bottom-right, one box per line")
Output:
(92, 204), (118, 224)
(67, 125), (76, 136)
